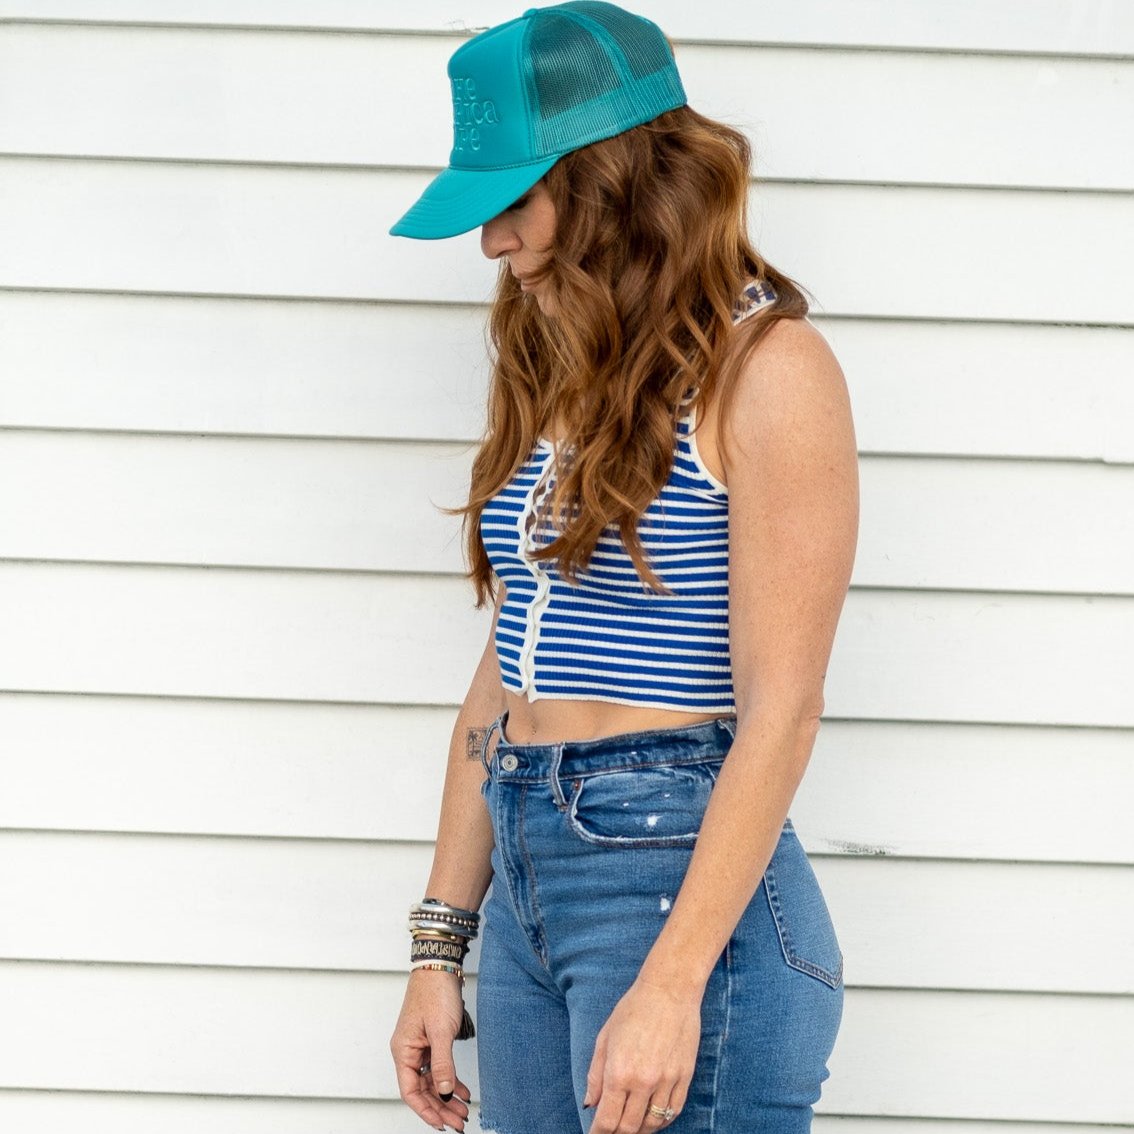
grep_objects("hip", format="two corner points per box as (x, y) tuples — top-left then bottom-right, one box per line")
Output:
(478, 707), (844, 992)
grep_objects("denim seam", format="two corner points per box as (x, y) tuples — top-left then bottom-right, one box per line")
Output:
(498, 752), (727, 784)
(515, 784), (551, 968)
(494, 715), (738, 758)
(493, 783), (529, 954)
(567, 828), (700, 850)
(762, 863), (844, 990)
(708, 938), (732, 1134)
(577, 755), (727, 778)
(491, 782), (545, 971)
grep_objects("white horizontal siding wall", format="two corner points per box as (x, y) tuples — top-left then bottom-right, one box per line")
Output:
(0, 3), (1132, 1132)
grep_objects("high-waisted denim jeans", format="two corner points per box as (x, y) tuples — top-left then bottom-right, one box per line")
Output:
(475, 709), (844, 1134)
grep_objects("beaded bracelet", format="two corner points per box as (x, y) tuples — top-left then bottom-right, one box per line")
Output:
(411, 900), (479, 922)
(409, 899), (481, 939)
(421, 897), (480, 921)
(409, 917), (477, 941)
(410, 907), (476, 925)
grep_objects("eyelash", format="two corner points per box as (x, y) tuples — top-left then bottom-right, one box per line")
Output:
(508, 194), (531, 211)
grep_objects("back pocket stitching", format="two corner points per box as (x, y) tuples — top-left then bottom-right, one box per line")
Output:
(763, 861), (844, 989)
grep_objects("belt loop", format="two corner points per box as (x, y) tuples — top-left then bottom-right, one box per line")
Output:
(479, 710), (506, 777)
(716, 715), (738, 741)
(548, 742), (568, 809)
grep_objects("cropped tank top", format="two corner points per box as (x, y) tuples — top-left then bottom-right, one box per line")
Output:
(480, 279), (778, 713)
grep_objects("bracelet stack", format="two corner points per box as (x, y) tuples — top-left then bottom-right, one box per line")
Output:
(408, 897), (481, 1040)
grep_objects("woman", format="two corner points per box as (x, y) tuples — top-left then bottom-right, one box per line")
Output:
(389, 4), (858, 1132)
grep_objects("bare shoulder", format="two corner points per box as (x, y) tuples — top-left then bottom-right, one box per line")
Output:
(716, 317), (858, 722)
(720, 315), (854, 473)
(733, 315), (846, 409)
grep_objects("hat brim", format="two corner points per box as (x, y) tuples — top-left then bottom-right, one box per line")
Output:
(390, 157), (561, 240)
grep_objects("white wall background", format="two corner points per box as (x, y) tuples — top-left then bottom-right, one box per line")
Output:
(1, 2), (1132, 1131)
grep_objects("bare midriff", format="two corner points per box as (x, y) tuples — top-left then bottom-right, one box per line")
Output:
(500, 695), (732, 744)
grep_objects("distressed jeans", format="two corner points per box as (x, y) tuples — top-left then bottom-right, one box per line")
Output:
(475, 709), (844, 1134)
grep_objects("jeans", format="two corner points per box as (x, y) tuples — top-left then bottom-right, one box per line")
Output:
(475, 709), (844, 1134)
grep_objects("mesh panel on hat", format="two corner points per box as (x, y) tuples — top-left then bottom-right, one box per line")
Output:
(524, 3), (684, 157)
(528, 13), (621, 120)
(564, 1), (675, 81)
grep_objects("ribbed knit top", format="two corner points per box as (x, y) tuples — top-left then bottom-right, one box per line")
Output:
(480, 279), (778, 712)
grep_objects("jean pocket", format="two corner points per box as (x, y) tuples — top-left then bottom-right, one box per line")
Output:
(566, 759), (723, 848)
(763, 828), (844, 989)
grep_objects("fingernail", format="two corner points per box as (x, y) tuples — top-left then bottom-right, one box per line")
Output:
(438, 1081), (454, 1095)
(440, 1090), (454, 1102)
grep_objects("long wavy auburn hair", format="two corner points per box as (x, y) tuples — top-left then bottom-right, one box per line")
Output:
(446, 104), (813, 609)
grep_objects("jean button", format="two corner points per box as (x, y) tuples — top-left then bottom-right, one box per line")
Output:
(500, 753), (519, 772)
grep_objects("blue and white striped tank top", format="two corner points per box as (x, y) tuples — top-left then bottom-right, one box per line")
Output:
(480, 279), (778, 713)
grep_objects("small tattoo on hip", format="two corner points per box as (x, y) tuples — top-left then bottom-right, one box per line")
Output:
(466, 727), (489, 760)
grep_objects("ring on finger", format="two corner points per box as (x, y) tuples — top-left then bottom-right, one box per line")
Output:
(418, 1062), (432, 1076)
(647, 1103), (676, 1121)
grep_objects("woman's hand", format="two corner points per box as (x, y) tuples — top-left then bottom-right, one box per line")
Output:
(390, 970), (473, 1132)
(583, 974), (704, 1133)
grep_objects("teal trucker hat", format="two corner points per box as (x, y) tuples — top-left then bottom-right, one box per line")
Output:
(390, 2), (687, 240)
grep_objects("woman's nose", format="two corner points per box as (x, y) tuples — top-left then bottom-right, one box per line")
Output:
(481, 215), (520, 260)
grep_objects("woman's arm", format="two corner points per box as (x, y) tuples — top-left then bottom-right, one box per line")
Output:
(422, 583), (508, 911)
(584, 317), (860, 1134)
(391, 584), (507, 1133)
